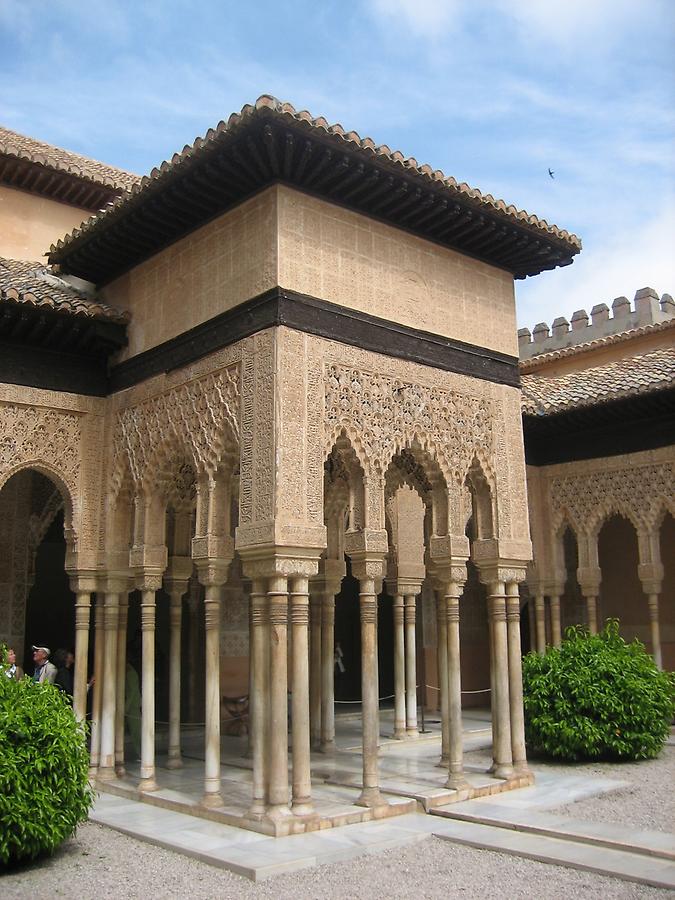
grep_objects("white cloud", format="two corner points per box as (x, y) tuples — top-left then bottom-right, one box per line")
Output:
(516, 203), (675, 327)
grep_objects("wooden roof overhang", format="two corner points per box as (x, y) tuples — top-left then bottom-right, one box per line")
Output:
(48, 101), (581, 285)
(0, 153), (123, 211)
(523, 386), (675, 466)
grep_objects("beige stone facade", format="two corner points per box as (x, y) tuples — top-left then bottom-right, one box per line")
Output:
(11, 97), (652, 835)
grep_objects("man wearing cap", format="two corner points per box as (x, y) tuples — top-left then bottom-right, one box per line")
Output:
(32, 646), (57, 684)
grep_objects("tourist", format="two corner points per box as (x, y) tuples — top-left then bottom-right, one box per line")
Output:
(4, 647), (23, 680)
(54, 648), (75, 698)
(32, 645), (57, 684)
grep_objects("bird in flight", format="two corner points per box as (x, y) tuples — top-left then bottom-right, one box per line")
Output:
(548, 168), (555, 179)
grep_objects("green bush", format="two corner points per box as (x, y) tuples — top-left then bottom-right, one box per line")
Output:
(522, 620), (675, 762)
(0, 651), (94, 865)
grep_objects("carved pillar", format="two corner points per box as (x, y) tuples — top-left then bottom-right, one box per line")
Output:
(393, 593), (406, 740)
(320, 590), (336, 752)
(309, 589), (322, 748)
(549, 594), (562, 648)
(114, 590), (130, 775)
(89, 596), (105, 775)
(435, 590), (449, 765)
(578, 535), (601, 635)
(195, 561), (229, 807)
(290, 574), (313, 816)
(444, 571), (468, 790)
(70, 574), (96, 724)
(351, 552), (386, 809)
(506, 580), (529, 776)
(165, 558), (192, 770)
(98, 586), (121, 781)
(137, 575), (162, 792)
(248, 579), (267, 819)
(404, 592), (419, 737)
(485, 579), (514, 779)
(267, 573), (291, 818)
(638, 531), (665, 670)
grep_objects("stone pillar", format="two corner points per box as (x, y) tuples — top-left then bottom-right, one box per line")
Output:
(351, 555), (386, 809)
(445, 572), (468, 790)
(320, 590), (336, 752)
(404, 592), (419, 737)
(98, 587), (120, 781)
(248, 579), (267, 819)
(196, 562), (229, 807)
(186, 587), (201, 723)
(290, 574), (313, 816)
(114, 591), (129, 775)
(549, 594), (562, 648)
(486, 580), (514, 779)
(309, 590), (322, 748)
(267, 573), (291, 819)
(534, 593), (546, 653)
(647, 594), (663, 670)
(435, 590), (449, 765)
(637, 539), (665, 670)
(506, 580), (529, 776)
(137, 575), (162, 792)
(70, 576), (95, 723)
(165, 561), (191, 770)
(393, 593), (406, 740)
(577, 538), (601, 635)
(89, 596), (105, 776)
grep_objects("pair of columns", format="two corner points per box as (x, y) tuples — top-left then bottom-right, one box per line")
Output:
(531, 591), (562, 652)
(247, 571), (314, 821)
(392, 587), (421, 740)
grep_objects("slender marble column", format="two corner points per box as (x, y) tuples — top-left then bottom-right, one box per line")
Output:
(445, 579), (467, 789)
(309, 592), (322, 749)
(89, 598), (105, 775)
(114, 593), (129, 775)
(267, 574), (291, 817)
(320, 591), (336, 751)
(166, 586), (185, 769)
(186, 588), (201, 723)
(585, 594), (598, 635)
(647, 594), (663, 669)
(506, 582), (529, 776)
(202, 581), (223, 806)
(487, 582), (513, 779)
(98, 591), (120, 780)
(290, 575), (313, 816)
(139, 585), (159, 792)
(404, 593), (419, 737)
(73, 590), (91, 723)
(549, 595), (562, 648)
(436, 591), (449, 765)
(356, 576), (384, 808)
(393, 593), (406, 739)
(248, 580), (267, 819)
(534, 594), (546, 653)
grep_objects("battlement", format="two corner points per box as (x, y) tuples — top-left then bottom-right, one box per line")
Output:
(518, 288), (675, 359)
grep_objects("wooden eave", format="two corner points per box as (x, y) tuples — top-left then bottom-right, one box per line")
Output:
(0, 154), (122, 211)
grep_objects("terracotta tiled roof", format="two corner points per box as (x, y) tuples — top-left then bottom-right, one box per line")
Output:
(521, 347), (675, 415)
(0, 126), (140, 192)
(48, 95), (581, 284)
(0, 257), (129, 323)
(519, 317), (675, 371)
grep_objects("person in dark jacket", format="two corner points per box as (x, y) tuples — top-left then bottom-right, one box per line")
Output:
(54, 648), (75, 698)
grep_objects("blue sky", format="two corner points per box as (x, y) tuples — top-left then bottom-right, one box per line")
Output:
(1, 0), (673, 327)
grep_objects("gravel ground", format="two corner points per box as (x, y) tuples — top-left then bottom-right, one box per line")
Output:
(3, 824), (673, 900)
(4, 745), (674, 899)
(463, 741), (675, 833)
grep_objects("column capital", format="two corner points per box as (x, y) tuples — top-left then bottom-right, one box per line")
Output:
(476, 559), (528, 588)
(194, 558), (231, 588)
(638, 563), (664, 595)
(348, 549), (386, 585)
(68, 570), (99, 594)
(136, 572), (164, 593)
(577, 566), (601, 595)
(239, 544), (322, 580)
(102, 573), (132, 595)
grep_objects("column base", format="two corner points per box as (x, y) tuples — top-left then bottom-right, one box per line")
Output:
(319, 740), (336, 753)
(265, 804), (293, 822)
(114, 763), (126, 777)
(166, 755), (183, 770)
(138, 776), (159, 792)
(405, 728), (419, 739)
(393, 729), (407, 740)
(202, 791), (224, 808)
(355, 787), (387, 809)
(292, 800), (316, 818)
(96, 765), (117, 783)
(513, 761), (531, 777)
(446, 773), (469, 791)
(246, 800), (267, 822)
(492, 763), (515, 780)
(436, 755), (449, 768)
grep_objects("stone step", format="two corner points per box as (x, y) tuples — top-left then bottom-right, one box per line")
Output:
(431, 801), (675, 861)
(429, 817), (675, 891)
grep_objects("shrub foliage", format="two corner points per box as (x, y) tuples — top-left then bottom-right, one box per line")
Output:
(522, 620), (675, 762)
(0, 653), (94, 865)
